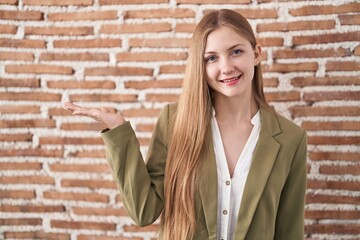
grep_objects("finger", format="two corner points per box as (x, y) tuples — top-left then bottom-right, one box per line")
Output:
(64, 102), (81, 112)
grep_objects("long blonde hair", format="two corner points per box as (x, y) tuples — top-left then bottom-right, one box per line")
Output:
(161, 9), (270, 240)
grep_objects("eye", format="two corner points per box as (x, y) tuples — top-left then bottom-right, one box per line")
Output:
(231, 49), (243, 56)
(205, 55), (217, 63)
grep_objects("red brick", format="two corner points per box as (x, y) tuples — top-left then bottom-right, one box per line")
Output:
(0, 119), (55, 128)
(0, 78), (39, 87)
(100, 23), (171, 34)
(309, 151), (359, 162)
(326, 61), (360, 71)
(100, 0), (166, 4)
(146, 93), (179, 102)
(39, 137), (103, 145)
(0, 10), (43, 20)
(0, 148), (63, 157)
(175, 23), (196, 33)
(290, 106), (360, 117)
(263, 77), (279, 87)
(0, 92), (61, 101)
(125, 79), (182, 89)
(308, 136), (360, 145)
(69, 93), (137, 103)
(25, 26), (93, 36)
(4, 232), (70, 240)
(306, 210), (360, 220)
(0, 190), (35, 199)
(273, 48), (350, 59)
(123, 224), (159, 232)
(257, 20), (335, 32)
(293, 32), (360, 45)
(60, 122), (106, 131)
(44, 191), (109, 203)
(0, 175), (54, 185)
(117, 52), (187, 62)
(304, 91), (360, 101)
(354, 45), (360, 55)
(49, 163), (109, 173)
(85, 67), (153, 76)
(5, 64), (73, 75)
(129, 38), (191, 48)
(48, 10), (117, 21)
(339, 14), (360, 25)
(262, 63), (318, 73)
(0, 24), (17, 34)
(0, 162), (42, 170)
(48, 107), (72, 116)
(182, 0), (249, 3)
(51, 220), (115, 230)
(23, 0), (92, 6)
(306, 193), (360, 204)
(302, 121), (360, 131)
(265, 91), (300, 102)
(136, 123), (155, 132)
(0, 0), (18, 4)
(125, 8), (195, 19)
(122, 108), (160, 117)
(54, 39), (121, 48)
(0, 204), (64, 212)
(291, 76), (360, 87)
(73, 207), (127, 216)
(256, 37), (283, 47)
(61, 179), (116, 189)
(0, 38), (45, 48)
(0, 51), (34, 61)
(0, 133), (32, 142)
(159, 64), (186, 74)
(40, 52), (108, 61)
(77, 235), (139, 240)
(0, 105), (40, 114)
(0, 218), (42, 226)
(307, 180), (360, 191)
(68, 150), (105, 158)
(305, 224), (360, 235)
(289, 3), (360, 16)
(48, 80), (115, 89)
(203, 8), (277, 19)
(319, 165), (360, 175)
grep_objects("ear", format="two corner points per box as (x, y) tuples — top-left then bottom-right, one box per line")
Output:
(254, 44), (262, 66)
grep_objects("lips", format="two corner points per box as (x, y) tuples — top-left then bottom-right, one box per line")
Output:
(219, 74), (242, 83)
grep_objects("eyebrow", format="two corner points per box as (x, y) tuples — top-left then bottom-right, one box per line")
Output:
(204, 44), (246, 55)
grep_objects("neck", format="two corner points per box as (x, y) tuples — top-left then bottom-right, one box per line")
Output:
(213, 92), (259, 124)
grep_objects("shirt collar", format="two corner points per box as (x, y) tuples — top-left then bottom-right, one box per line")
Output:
(212, 108), (260, 126)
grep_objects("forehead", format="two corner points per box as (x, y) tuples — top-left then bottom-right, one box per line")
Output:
(205, 26), (251, 52)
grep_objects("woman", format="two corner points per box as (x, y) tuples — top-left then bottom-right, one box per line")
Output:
(64, 9), (307, 240)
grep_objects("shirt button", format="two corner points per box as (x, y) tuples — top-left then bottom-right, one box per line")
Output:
(225, 180), (230, 186)
(223, 210), (228, 215)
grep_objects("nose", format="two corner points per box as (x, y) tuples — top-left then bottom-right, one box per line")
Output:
(220, 58), (235, 75)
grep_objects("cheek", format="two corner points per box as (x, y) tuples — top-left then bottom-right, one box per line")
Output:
(205, 64), (218, 80)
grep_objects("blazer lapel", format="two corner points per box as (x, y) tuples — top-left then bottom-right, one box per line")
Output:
(198, 123), (218, 239)
(234, 108), (281, 239)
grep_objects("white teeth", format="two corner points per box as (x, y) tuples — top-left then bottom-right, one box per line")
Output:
(221, 75), (240, 83)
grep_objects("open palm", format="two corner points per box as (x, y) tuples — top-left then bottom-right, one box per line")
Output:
(64, 102), (126, 129)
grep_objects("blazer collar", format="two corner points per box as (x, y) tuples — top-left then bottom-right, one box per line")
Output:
(198, 107), (281, 239)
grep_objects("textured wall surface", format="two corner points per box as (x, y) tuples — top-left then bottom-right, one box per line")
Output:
(0, 0), (359, 239)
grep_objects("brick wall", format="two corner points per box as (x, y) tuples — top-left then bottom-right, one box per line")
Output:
(0, 0), (359, 239)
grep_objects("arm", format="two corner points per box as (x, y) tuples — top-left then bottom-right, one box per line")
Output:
(274, 130), (307, 239)
(101, 105), (169, 226)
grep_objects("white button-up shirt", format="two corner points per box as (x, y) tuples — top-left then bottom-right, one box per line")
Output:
(211, 109), (261, 240)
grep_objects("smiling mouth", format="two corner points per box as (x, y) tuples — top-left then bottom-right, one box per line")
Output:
(219, 74), (242, 83)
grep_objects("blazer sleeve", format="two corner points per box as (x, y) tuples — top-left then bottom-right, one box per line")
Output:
(101, 105), (170, 227)
(274, 129), (307, 239)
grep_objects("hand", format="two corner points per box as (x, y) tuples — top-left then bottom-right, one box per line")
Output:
(64, 102), (126, 129)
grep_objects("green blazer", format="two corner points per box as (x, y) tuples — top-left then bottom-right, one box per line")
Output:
(102, 103), (307, 240)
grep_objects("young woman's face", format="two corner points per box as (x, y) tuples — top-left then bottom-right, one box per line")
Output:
(204, 26), (261, 101)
